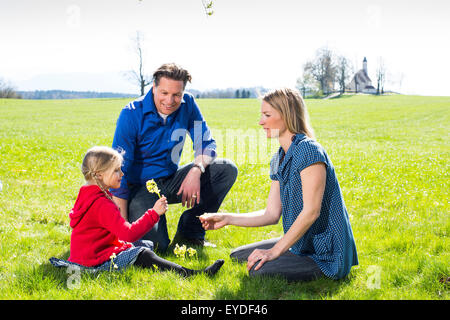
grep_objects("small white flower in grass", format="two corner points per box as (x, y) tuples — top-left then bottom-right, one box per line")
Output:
(109, 253), (118, 272)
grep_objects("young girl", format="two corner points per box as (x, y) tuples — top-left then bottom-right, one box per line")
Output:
(63, 146), (224, 277)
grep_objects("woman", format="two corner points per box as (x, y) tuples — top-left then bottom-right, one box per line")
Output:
(200, 88), (358, 281)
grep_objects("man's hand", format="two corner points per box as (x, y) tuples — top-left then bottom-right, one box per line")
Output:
(177, 166), (201, 208)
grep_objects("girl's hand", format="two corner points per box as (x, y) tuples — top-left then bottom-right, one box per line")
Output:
(246, 248), (280, 272)
(199, 213), (229, 230)
(153, 196), (168, 216)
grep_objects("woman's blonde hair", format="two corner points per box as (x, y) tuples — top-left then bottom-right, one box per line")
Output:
(262, 88), (315, 140)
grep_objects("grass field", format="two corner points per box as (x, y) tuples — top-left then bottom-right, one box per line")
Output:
(0, 94), (448, 300)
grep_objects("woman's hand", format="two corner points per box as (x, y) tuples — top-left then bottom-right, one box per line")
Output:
(247, 248), (281, 272)
(199, 213), (229, 230)
(152, 196), (168, 216)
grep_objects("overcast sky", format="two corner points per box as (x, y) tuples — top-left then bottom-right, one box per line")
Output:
(0, 0), (449, 95)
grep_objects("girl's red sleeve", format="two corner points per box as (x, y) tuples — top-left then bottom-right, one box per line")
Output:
(97, 199), (160, 242)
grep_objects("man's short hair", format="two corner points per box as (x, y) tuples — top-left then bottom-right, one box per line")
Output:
(153, 63), (192, 88)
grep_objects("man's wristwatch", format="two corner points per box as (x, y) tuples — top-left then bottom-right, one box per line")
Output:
(193, 162), (205, 174)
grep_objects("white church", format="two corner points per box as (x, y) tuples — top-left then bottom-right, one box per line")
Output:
(346, 57), (377, 94)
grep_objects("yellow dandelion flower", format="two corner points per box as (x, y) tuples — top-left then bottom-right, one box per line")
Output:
(146, 179), (161, 198)
(187, 247), (197, 257)
(173, 243), (187, 259)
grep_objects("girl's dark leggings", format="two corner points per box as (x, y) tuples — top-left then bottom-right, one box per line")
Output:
(133, 248), (224, 277)
(134, 248), (192, 276)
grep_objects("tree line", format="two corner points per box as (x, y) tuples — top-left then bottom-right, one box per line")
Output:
(18, 90), (136, 100)
(190, 87), (267, 99)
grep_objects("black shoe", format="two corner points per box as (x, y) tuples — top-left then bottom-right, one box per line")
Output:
(204, 259), (225, 276)
(182, 259), (225, 278)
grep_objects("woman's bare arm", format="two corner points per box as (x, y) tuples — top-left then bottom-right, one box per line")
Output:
(199, 180), (282, 229)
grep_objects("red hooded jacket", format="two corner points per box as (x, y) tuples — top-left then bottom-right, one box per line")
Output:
(68, 184), (159, 267)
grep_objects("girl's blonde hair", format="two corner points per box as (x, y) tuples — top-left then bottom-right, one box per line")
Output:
(81, 146), (124, 181)
(81, 146), (124, 201)
(262, 87), (316, 140)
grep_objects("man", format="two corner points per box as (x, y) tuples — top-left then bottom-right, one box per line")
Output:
(111, 63), (238, 252)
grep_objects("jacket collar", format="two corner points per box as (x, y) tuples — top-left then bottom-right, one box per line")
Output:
(277, 133), (307, 170)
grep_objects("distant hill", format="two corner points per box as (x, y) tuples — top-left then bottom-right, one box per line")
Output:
(17, 90), (138, 100)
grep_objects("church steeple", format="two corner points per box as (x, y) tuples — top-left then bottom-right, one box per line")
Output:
(363, 57), (368, 74)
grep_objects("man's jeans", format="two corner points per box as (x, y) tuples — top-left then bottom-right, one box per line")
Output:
(127, 158), (238, 252)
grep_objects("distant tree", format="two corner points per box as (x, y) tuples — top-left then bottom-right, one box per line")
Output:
(296, 72), (318, 98)
(235, 89), (240, 98)
(124, 31), (152, 96)
(336, 55), (352, 94)
(376, 57), (386, 95)
(0, 78), (21, 98)
(303, 47), (337, 95)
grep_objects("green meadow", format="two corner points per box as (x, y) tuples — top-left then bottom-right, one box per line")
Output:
(0, 95), (448, 299)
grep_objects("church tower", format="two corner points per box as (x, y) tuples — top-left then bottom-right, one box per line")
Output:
(363, 57), (368, 75)
(346, 56), (376, 94)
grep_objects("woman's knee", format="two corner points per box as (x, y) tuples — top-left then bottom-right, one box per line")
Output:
(230, 238), (280, 263)
(229, 246), (249, 263)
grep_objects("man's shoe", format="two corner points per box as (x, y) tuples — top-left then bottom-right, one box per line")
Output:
(188, 238), (217, 248)
(170, 232), (217, 248)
